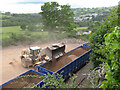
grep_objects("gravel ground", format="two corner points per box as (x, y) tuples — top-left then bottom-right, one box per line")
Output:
(66, 62), (93, 88)
(1, 38), (87, 84)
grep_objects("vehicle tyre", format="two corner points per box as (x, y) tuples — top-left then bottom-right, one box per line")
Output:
(21, 58), (29, 68)
(34, 65), (38, 71)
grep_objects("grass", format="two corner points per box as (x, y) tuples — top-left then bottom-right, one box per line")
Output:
(78, 27), (88, 30)
(1, 26), (68, 46)
(76, 34), (90, 42)
(1, 26), (49, 39)
(74, 27), (88, 31)
(1, 14), (12, 18)
(31, 31), (48, 36)
(1, 26), (85, 46)
(1, 26), (22, 33)
(1, 26), (25, 38)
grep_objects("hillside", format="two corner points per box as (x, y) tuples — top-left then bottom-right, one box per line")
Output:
(1, 13), (42, 27)
(0, 6), (116, 46)
(72, 6), (116, 16)
(72, 6), (117, 23)
(0, 6), (116, 27)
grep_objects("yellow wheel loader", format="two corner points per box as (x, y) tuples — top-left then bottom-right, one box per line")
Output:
(20, 43), (65, 69)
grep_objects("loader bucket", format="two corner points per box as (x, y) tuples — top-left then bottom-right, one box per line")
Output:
(43, 43), (65, 60)
(51, 44), (65, 59)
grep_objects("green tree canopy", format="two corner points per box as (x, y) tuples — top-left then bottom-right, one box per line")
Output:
(117, 2), (120, 26)
(20, 24), (26, 30)
(40, 2), (75, 32)
(90, 8), (118, 67)
(27, 24), (36, 31)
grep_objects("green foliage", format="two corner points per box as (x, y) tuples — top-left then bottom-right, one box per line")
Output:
(77, 34), (90, 41)
(89, 6), (120, 88)
(1, 27), (71, 47)
(17, 75), (45, 80)
(117, 3), (120, 25)
(89, 8), (118, 68)
(27, 24), (37, 31)
(72, 6), (116, 16)
(40, 2), (76, 32)
(74, 27), (88, 31)
(73, 6), (117, 30)
(20, 24), (26, 30)
(9, 32), (31, 42)
(2, 13), (42, 27)
(42, 73), (66, 88)
(41, 73), (77, 88)
(2, 37), (17, 46)
(69, 75), (77, 88)
(100, 26), (120, 88)
(2, 32), (34, 46)
(40, 2), (59, 31)
(1, 26), (22, 33)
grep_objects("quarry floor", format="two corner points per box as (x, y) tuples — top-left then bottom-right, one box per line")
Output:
(0, 38), (91, 88)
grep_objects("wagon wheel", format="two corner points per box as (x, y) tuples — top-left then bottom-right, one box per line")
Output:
(33, 64), (38, 71)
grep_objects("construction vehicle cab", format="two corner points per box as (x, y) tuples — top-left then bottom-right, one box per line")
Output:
(21, 46), (42, 68)
(29, 46), (40, 60)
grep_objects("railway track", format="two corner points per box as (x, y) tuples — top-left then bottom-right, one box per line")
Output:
(66, 62), (92, 88)
(75, 75), (87, 88)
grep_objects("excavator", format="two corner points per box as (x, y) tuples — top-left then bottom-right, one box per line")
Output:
(20, 43), (65, 69)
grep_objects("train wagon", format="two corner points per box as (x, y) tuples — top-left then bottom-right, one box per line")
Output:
(38, 44), (91, 79)
(0, 69), (46, 88)
(83, 42), (90, 48)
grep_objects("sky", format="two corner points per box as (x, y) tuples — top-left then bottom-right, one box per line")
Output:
(0, 0), (120, 13)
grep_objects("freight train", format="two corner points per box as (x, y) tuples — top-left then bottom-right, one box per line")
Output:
(0, 43), (91, 88)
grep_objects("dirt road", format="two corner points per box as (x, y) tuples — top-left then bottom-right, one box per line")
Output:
(1, 39), (86, 84)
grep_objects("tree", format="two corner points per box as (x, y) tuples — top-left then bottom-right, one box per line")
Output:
(41, 73), (66, 88)
(117, 1), (120, 26)
(58, 5), (75, 32)
(88, 8), (120, 88)
(100, 26), (120, 88)
(90, 8), (118, 68)
(5, 12), (11, 15)
(40, 73), (77, 88)
(40, 2), (75, 32)
(20, 24), (26, 30)
(27, 24), (37, 31)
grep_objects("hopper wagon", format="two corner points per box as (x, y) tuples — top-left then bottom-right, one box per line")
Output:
(38, 43), (91, 79)
(0, 69), (46, 88)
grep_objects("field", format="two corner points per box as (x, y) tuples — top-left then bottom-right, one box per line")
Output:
(1, 26), (21, 33)
(1, 26), (89, 46)
(1, 26), (23, 38)
(0, 26), (49, 39)
(1, 26), (88, 38)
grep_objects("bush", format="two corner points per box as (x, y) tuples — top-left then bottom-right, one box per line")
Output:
(100, 26), (120, 88)
(42, 73), (66, 88)
(20, 24), (26, 30)
(2, 38), (17, 46)
(27, 24), (37, 31)
(76, 34), (89, 41)
(2, 32), (34, 47)
(89, 8), (118, 68)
